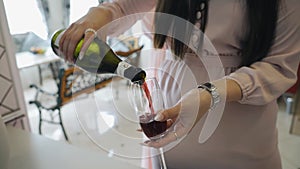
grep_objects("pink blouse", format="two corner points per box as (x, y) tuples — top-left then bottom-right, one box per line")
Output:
(102, 0), (300, 169)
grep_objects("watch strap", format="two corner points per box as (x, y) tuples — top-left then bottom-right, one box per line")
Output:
(197, 82), (220, 110)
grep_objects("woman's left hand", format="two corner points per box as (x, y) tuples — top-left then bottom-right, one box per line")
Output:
(142, 88), (212, 148)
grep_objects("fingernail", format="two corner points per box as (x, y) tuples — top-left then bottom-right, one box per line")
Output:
(139, 142), (148, 146)
(139, 140), (151, 146)
(79, 52), (84, 60)
(154, 114), (163, 121)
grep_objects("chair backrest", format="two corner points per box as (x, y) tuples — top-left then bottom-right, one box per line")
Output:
(287, 64), (300, 94)
(56, 66), (113, 106)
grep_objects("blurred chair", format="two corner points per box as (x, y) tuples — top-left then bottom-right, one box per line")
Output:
(12, 32), (49, 53)
(108, 35), (144, 67)
(283, 64), (300, 114)
(290, 80), (300, 135)
(29, 66), (113, 140)
(13, 32), (61, 85)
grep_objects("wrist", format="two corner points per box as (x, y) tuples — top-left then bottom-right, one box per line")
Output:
(200, 89), (212, 113)
(88, 6), (113, 24)
(198, 82), (221, 112)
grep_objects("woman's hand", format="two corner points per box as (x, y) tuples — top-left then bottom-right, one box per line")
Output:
(59, 6), (112, 63)
(141, 79), (242, 148)
(142, 88), (212, 148)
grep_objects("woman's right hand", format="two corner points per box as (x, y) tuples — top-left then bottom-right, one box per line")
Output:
(59, 6), (113, 63)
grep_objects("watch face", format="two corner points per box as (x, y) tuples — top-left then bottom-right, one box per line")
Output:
(204, 82), (212, 88)
(203, 82), (215, 92)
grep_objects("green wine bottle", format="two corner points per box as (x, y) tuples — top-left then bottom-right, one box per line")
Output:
(51, 29), (146, 83)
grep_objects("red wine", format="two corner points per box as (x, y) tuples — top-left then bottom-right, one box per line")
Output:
(139, 114), (167, 138)
(142, 82), (154, 114)
(139, 80), (167, 138)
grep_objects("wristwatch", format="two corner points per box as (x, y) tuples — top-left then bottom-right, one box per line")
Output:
(197, 82), (221, 110)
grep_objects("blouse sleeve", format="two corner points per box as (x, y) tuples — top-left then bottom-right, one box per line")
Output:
(103, 0), (156, 19)
(100, 0), (156, 36)
(227, 1), (300, 105)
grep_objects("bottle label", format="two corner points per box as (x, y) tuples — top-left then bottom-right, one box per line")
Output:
(116, 61), (132, 77)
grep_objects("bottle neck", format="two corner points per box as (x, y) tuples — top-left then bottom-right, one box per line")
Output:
(116, 61), (146, 83)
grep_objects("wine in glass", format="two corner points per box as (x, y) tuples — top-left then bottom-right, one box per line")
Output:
(130, 77), (168, 168)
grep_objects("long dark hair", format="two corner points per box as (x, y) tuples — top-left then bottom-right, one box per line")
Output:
(153, 0), (281, 67)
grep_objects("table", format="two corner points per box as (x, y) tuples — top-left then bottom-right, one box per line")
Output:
(16, 49), (62, 84)
(6, 127), (142, 169)
(16, 49), (61, 69)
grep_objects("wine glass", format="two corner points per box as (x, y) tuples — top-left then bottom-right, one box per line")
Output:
(130, 77), (168, 169)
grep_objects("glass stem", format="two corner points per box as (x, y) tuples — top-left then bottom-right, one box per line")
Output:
(158, 147), (167, 169)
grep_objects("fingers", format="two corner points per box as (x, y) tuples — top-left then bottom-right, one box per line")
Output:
(141, 123), (186, 149)
(55, 5), (113, 63)
(79, 31), (97, 60)
(166, 119), (175, 128)
(59, 25), (95, 63)
(59, 26), (82, 63)
(154, 104), (181, 122)
(139, 89), (203, 148)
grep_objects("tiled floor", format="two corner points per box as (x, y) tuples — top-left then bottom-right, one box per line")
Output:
(277, 99), (300, 169)
(24, 77), (147, 167)
(23, 77), (300, 169)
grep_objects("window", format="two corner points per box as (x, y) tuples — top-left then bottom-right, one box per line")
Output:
(3, 0), (48, 39)
(3, 0), (100, 52)
(69, 0), (99, 23)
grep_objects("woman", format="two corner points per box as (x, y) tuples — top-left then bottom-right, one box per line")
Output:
(59, 0), (300, 168)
